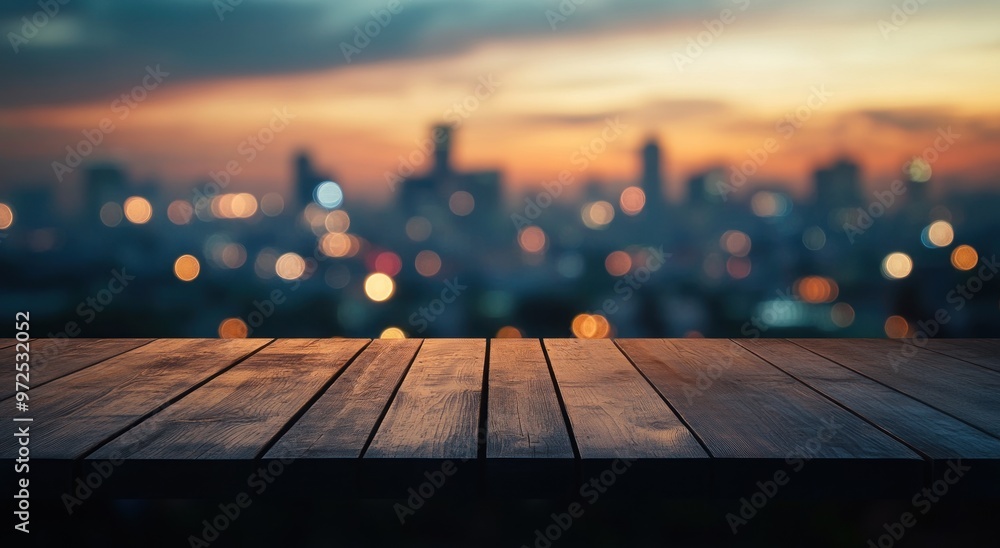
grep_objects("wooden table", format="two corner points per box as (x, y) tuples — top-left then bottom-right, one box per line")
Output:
(3, 338), (998, 500)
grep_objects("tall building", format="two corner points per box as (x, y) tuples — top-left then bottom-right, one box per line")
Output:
(641, 137), (666, 209)
(294, 151), (322, 208)
(813, 158), (862, 211)
(432, 124), (453, 177)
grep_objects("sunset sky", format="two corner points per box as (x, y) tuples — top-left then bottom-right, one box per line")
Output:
(2, 0), (999, 204)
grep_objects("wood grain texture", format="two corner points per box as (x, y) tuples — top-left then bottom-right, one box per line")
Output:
(616, 339), (917, 459)
(0, 339), (18, 349)
(266, 339), (421, 459)
(738, 338), (1000, 459)
(366, 339), (485, 459)
(487, 339), (573, 459)
(0, 338), (153, 400)
(0, 338), (270, 459)
(544, 339), (705, 459)
(91, 339), (370, 460)
(798, 339), (1000, 438)
(923, 339), (1000, 373)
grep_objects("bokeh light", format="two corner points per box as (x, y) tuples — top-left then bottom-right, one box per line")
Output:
(582, 201), (615, 229)
(325, 210), (351, 233)
(619, 187), (646, 216)
(605, 251), (632, 276)
(167, 200), (194, 225)
(449, 191), (475, 216)
(405, 216), (432, 242)
(275, 252), (306, 280)
(881, 252), (913, 279)
(884, 315), (909, 338)
(496, 326), (522, 338)
(802, 226), (826, 251)
(721, 230), (751, 257)
(218, 318), (249, 339)
(374, 251), (403, 277)
(364, 272), (395, 302)
(415, 250), (442, 277)
(950, 245), (978, 271)
(314, 181), (344, 209)
(907, 157), (932, 182)
(831, 303), (855, 328)
(518, 226), (547, 253)
(571, 313), (611, 338)
(100, 202), (123, 227)
(220, 243), (247, 269)
(380, 327), (406, 339)
(123, 196), (152, 224)
(0, 203), (12, 230)
(921, 220), (954, 248)
(794, 276), (839, 303)
(751, 191), (791, 217)
(173, 254), (201, 281)
(260, 193), (285, 217)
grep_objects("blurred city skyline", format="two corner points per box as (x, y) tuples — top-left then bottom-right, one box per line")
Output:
(3, 0), (1000, 206)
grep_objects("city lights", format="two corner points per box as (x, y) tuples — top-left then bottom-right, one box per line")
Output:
(881, 252), (913, 279)
(0, 203), (15, 229)
(951, 245), (978, 271)
(380, 327), (406, 339)
(167, 200), (194, 225)
(364, 272), (395, 302)
(123, 196), (153, 224)
(518, 226), (547, 254)
(314, 181), (344, 209)
(174, 254), (201, 282)
(218, 318), (249, 338)
(415, 250), (442, 277)
(275, 252), (306, 280)
(922, 220), (954, 248)
(100, 202), (123, 227)
(619, 187), (646, 216)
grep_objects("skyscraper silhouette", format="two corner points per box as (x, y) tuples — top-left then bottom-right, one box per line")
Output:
(641, 137), (666, 210)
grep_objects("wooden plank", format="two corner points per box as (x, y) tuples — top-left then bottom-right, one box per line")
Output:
(737, 339), (1000, 460)
(90, 339), (370, 461)
(923, 339), (1000, 373)
(0, 339), (18, 349)
(0, 338), (153, 400)
(0, 338), (270, 460)
(617, 339), (921, 497)
(544, 339), (705, 459)
(366, 339), (485, 459)
(486, 339), (576, 497)
(265, 339), (421, 460)
(487, 339), (574, 459)
(798, 339), (1000, 438)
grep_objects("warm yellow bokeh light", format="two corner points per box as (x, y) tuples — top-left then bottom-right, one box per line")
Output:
(218, 318), (249, 338)
(325, 210), (351, 233)
(794, 276), (839, 304)
(518, 226), (547, 253)
(0, 203), (13, 229)
(365, 272), (395, 302)
(926, 221), (954, 248)
(123, 196), (153, 224)
(571, 313), (611, 339)
(582, 201), (615, 229)
(881, 252), (913, 279)
(380, 327), (406, 339)
(275, 252), (306, 280)
(173, 254), (201, 282)
(950, 245), (978, 271)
